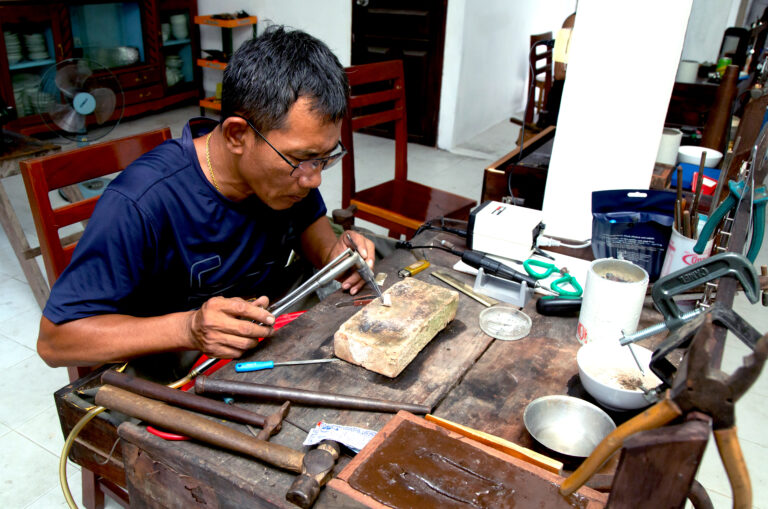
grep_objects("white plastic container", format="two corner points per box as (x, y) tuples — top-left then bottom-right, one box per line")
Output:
(577, 259), (649, 345)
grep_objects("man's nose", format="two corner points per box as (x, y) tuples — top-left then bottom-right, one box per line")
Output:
(298, 169), (322, 189)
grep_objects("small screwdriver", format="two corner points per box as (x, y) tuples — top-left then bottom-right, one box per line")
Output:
(235, 358), (338, 373)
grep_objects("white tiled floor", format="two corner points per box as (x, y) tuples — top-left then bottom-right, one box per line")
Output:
(0, 106), (765, 508)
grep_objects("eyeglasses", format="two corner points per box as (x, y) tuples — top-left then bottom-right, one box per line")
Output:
(234, 115), (347, 178)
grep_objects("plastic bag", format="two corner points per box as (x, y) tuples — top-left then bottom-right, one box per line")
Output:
(591, 190), (676, 281)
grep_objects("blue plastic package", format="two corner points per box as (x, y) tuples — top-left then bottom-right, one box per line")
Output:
(591, 190), (676, 281)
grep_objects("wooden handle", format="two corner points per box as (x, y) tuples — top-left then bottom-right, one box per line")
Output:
(425, 414), (563, 474)
(714, 427), (752, 509)
(559, 398), (682, 496)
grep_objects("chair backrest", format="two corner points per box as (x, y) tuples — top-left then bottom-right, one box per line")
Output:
(341, 60), (408, 208)
(525, 32), (553, 124)
(20, 128), (172, 286)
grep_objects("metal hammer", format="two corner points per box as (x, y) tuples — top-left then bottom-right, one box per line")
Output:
(286, 439), (341, 508)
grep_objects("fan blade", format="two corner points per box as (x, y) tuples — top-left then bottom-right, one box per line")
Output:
(90, 88), (116, 124)
(54, 63), (90, 98)
(49, 103), (85, 133)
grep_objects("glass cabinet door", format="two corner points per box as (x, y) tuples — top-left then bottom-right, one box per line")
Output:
(69, 2), (145, 69)
(2, 10), (63, 118)
(159, 6), (195, 89)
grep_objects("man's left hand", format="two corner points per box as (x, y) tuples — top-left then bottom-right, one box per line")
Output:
(330, 230), (376, 295)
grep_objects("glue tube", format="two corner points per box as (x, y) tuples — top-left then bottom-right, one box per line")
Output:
(576, 259), (649, 345)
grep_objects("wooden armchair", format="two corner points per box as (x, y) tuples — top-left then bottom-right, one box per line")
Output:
(19, 127), (172, 509)
(338, 60), (476, 239)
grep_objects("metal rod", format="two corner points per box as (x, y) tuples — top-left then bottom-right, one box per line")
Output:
(625, 344), (645, 375)
(95, 385), (304, 473)
(102, 369), (268, 427)
(195, 376), (432, 414)
(619, 308), (706, 346)
(431, 270), (499, 307)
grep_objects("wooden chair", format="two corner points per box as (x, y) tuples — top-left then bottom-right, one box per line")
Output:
(19, 127), (172, 509)
(524, 32), (553, 125)
(338, 60), (477, 239)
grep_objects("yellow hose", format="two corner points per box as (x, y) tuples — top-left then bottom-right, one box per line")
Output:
(58, 362), (196, 508)
(59, 405), (106, 509)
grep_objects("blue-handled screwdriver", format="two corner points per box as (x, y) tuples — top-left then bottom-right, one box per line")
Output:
(235, 358), (338, 372)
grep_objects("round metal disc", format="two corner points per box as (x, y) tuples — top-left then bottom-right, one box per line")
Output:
(479, 305), (532, 341)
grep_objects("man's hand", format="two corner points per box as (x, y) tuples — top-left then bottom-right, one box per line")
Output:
(187, 296), (275, 358)
(330, 230), (376, 295)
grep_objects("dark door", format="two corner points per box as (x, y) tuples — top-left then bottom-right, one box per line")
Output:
(351, 0), (447, 146)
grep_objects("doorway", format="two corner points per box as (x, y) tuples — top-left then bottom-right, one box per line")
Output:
(351, 0), (448, 146)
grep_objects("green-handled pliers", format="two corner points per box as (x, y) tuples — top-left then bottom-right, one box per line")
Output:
(694, 180), (767, 262)
(523, 259), (583, 297)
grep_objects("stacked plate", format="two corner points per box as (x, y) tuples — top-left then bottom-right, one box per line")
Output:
(5, 31), (22, 65)
(12, 73), (42, 117)
(29, 90), (55, 114)
(25, 32), (49, 61)
(165, 55), (183, 86)
(169, 14), (188, 40)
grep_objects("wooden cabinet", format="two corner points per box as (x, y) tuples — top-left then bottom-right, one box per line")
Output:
(0, 0), (200, 136)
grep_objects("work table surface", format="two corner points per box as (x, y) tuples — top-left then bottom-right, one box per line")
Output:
(65, 230), (664, 508)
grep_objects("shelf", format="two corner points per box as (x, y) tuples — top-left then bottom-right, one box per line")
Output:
(199, 96), (221, 111)
(9, 58), (55, 71)
(162, 38), (191, 47)
(193, 15), (258, 28)
(197, 58), (226, 70)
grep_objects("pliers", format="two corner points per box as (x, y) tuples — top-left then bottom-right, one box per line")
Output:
(560, 308), (768, 508)
(694, 180), (767, 262)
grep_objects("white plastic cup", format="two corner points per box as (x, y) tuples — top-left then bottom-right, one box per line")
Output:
(659, 224), (713, 278)
(676, 60), (699, 83)
(161, 23), (171, 42)
(577, 259), (649, 346)
(655, 128), (683, 166)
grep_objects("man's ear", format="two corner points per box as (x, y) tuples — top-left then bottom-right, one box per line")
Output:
(221, 116), (249, 155)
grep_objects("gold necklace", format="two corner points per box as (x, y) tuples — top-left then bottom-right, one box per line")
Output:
(205, 131), (220, 192)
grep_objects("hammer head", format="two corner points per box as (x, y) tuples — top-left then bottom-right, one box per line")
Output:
(255, 401), (290, 441)
(286, 440), (341, 508)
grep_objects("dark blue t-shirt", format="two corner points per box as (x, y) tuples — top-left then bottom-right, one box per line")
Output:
(44, 119), (327, 324)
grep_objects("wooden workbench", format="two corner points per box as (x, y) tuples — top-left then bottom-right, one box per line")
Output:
(55, 230), (666, 508)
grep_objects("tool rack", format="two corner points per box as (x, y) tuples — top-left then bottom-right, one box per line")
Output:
(193, 14), (258, 113)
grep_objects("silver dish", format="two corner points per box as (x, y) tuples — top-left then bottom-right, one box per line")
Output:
(524, 395), (615, 457)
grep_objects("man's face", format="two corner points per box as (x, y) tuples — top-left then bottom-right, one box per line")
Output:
(238, 97), (341, 210)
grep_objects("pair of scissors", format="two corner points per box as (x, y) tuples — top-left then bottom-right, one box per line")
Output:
(522, 259), (583, 297)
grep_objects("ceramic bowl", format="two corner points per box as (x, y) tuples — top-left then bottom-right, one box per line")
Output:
(677, 145), (723, 168)
(524, 395), (615, 458)
(577, 342), (661, 410)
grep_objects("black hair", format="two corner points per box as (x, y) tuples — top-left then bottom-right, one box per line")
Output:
(221, 26), (349, 132)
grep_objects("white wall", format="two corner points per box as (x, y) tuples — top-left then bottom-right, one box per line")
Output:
(680, 0), (740, 63)
(437, 0), (575, 150)
(195, 0), (350, 99)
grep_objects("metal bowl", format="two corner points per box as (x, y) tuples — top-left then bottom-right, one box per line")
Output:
(523, 395), (615, 458)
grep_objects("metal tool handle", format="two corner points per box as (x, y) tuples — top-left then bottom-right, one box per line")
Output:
(651, 252), (760, 331)
(694, 181), (739, 254)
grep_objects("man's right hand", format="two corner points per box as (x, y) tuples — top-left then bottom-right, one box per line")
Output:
(187, 295), (276, 359)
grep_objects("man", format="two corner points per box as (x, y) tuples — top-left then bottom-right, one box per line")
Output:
(37, 26), (374, 379)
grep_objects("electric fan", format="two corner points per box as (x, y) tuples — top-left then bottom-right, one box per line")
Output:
(33, 58), (125, 144)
